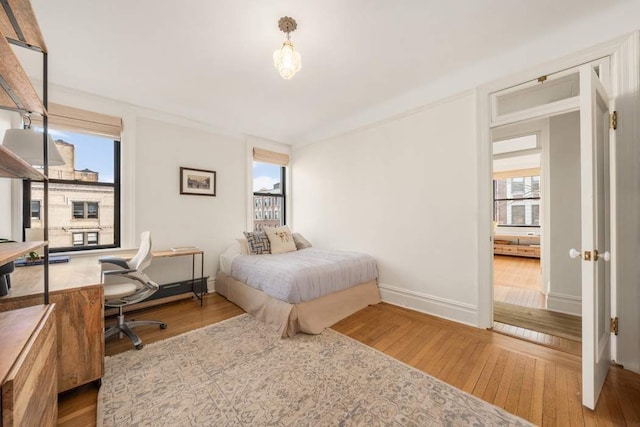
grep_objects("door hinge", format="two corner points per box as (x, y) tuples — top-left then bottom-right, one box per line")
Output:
(537, 75), (547, 83)
(610, 317), (619, 335)
(610, 111), (617, 130)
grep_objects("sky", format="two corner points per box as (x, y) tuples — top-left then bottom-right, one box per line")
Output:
(37, 127), (115, 183)
(253, 161), (281, 192)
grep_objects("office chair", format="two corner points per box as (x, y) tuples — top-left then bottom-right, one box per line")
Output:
(99, 231), (166, 350)
(0, 261), (14, 296)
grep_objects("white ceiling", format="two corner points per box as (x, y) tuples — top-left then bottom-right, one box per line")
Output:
(24, 0), (627, 144)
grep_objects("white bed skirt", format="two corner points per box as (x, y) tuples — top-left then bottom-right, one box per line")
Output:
(215, 271), (381, 337)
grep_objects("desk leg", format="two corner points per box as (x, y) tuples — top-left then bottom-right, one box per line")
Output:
(191, 253), (205, 307)
(200, 252), (204, 306)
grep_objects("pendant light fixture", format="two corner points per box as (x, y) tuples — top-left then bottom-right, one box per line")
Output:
(2, 115), (64, 166)
(273, 16), (301, 80)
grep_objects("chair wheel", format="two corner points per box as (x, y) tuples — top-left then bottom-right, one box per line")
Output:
(160, 323), (167, 329)
(135, 344), (144, 350)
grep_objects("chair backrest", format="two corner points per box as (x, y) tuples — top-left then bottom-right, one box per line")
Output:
(128, 231), (152, 271)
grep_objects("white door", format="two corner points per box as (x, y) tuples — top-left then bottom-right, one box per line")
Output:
(578, 64), (612, 410)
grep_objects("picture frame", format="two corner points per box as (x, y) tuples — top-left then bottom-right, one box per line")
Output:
(180, 167), (216, 196)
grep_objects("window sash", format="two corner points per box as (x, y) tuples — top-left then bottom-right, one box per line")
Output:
(72, 202), (85, 219)
(30, 201), (40, 219)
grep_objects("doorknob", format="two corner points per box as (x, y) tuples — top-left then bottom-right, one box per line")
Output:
(569, 248), (581, 259)
(601, 251), (611, 261)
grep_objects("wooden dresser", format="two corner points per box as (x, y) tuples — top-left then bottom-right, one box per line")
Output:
(493, 234), (541, 258)
(0, 304), (57, 426)
(0, 285), (103, 393)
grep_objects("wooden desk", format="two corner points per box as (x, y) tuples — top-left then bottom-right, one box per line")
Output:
(0, 241), (47, 266)
(151, 248), (205, 306)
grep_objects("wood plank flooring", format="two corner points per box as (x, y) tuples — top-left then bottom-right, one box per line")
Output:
(494, 254), (542, 290)
(57, 295), (640, 426)
(493, 255), (581, 354)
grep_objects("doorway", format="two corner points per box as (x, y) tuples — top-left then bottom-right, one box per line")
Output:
(490, 116), (582, 355)
(480, 59), (615, 409)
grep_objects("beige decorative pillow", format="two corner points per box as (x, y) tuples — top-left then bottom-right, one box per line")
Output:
(264, 225), (297, 254)
(292, 233), (312, 250)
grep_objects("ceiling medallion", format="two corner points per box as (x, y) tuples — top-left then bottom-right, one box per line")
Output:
(273, 16), (301, 80)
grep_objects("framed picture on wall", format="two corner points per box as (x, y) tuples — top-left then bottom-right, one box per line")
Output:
(180, 167), (216, 196)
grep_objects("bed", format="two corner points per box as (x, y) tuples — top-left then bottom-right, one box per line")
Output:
(216, 243), (380, 337)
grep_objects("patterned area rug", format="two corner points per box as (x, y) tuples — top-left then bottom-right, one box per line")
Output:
(102, 314), (531, 426)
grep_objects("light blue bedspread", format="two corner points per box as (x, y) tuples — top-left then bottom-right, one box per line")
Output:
(230, 248), (378, 304)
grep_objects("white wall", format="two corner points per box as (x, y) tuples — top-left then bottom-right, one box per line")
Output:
(4, 83), (253, 288)
(547, 112), (582, 315)
(292, 92), (479, 325)
(134, 118), (246, 283)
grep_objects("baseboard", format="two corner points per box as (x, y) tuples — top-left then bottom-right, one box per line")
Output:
(378, 283), (479, 327)
(208, 276), (216, 293)
(546, 292), (581, 316)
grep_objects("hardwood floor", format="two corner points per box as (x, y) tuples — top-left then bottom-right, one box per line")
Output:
(492, 255), (581, 354)
(494, 284), (545, 309)
(494, 254), (542, 291)
(58, 295), (640, 426)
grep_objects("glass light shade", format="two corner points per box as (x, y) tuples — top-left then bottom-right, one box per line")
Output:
(2, 128), (65, 166)
(273, 40), (301, 80)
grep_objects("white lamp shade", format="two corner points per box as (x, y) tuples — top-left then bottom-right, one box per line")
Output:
(2, 128), (65, 166)
(273, 40), (301, 80)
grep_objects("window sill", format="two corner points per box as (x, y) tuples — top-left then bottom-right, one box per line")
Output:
(51, 247), (133, 259)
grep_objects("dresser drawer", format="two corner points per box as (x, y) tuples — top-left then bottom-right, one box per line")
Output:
(2, 305), (57, 427)
(500, 245), (518, 254)
(517, 246), (537, 256)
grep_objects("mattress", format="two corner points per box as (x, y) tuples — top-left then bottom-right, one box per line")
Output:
(229, 247), (378, 304)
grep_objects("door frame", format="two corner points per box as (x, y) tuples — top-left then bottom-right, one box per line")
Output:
(476, 33), (639, 368)
(491, 119), (549, 297)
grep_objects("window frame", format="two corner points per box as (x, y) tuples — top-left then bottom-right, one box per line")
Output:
(72, 231), (99, 247)
(252, 165), (286, 230)
(72, 201), (100, 220)
(493, 175), (541, 228)
(23, 139), (121, 252)
(30, 200), (41, 220)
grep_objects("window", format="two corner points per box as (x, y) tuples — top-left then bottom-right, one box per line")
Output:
(87, 232), (98, 245)
(511, 205), (526, 225)
(72, 233), (84, 246)
(30, 201), (41, 220)
(72, 201), (99, 219)
(510, 178), (525, 196)
(532, 205), (540, 225)
(26, 129), (120, 251)
(253, 159), (286, 230)
(494, 175), (541, 227)
(73, 231), (99, 247)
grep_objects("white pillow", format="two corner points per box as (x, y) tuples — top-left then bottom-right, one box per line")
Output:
(263, 225), (297, 254)
(236, 238), (250, 255)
